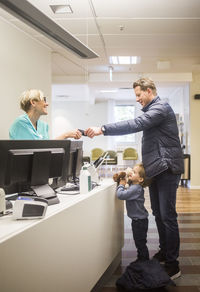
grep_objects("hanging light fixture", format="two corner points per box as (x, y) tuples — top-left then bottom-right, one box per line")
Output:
(109, 66), (113, 82)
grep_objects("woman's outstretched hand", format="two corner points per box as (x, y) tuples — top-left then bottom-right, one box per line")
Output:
(55, 129), (82, 140)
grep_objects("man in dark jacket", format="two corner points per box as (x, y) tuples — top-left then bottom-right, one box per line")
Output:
(85, 78), (184, 280)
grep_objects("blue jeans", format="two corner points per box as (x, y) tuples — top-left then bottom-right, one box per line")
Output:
(149, 170), (181, 265)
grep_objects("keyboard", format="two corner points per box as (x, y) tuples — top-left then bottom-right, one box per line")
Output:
(61, 185), (79, 192)
(5, 193), (34, 201)
(5, 194), (19, 200)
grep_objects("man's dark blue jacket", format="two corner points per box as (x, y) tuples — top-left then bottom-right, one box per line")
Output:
(102, 96), (184, 178)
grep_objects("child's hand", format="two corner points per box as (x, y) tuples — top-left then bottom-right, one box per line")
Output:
(126, 167), (133, 175)
(119, 178), (126, 186)
(113, 171), (127, 186)
(126, 170), (134, 186)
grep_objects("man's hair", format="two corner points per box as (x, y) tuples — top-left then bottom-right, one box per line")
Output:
(133, 77), (157, 96)
(20, 89), (45, 112)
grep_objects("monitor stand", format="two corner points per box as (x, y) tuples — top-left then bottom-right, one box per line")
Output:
(32, 184), (60, 205)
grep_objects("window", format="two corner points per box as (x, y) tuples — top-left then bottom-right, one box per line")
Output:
(114, 105), (135, 143)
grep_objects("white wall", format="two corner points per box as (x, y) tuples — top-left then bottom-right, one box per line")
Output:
(0, 17), (52, 138)
(190, 73), (200, 188)
(52, 83), (189, 161)
(165, 84), (190, 152)
(52, 99), (108, 156)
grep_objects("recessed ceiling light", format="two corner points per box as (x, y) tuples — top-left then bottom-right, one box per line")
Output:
(109, 56), (141, 65)
(109, 66), (113, 82)
(50, 4), (73, 14)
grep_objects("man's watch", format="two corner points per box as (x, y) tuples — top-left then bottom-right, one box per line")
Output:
(101, 126), (106, 135)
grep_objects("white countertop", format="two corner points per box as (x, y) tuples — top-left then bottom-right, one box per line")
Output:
(0, 179), (115, 244)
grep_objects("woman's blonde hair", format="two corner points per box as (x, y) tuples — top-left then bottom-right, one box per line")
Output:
(20, 89), (45, 112)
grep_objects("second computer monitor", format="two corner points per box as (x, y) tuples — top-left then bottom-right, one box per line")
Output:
(66, 141), (83, 183)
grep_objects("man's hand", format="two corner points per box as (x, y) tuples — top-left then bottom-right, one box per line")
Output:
(85, 127), (103, 138)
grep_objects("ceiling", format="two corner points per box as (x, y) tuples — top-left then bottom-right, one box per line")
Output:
(1, 0), (200, 77)
(0, 0), (199, 101)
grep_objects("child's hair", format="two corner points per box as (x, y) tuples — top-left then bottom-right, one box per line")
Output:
(135, 163), (151, 188)
(113, 171), (126, 186)
(113, 163), (151, 188)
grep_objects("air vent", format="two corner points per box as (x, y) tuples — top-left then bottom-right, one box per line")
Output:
(119, 87), (132, 90)
(0, 0), (98, 59)
(50, 4), (73, 14)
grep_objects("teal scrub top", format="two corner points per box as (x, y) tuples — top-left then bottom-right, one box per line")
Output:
(9, 114), (49, 140)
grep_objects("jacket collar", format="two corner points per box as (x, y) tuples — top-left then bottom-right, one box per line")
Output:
(142, 96), (160, 112)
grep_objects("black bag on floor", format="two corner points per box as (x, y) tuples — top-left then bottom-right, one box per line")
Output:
(116, 259), (175, 291)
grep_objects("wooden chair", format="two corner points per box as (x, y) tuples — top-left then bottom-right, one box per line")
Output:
(122, 147), (138, 166)
(91, 148), (104, 161)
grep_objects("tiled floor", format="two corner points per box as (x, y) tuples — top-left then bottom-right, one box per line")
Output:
(100, 191), (200, 291)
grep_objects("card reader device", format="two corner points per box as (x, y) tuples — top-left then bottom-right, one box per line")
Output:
(13, 196), (48, 219)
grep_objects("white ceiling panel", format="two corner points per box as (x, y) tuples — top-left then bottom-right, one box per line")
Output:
(104, 34), (200, 48)
(56, 18), (98, 34)
(96, 19), (200, 34)
(1, 0), (200, 79)
(92, 0), (200, 18)
(72, 35), (105, 50)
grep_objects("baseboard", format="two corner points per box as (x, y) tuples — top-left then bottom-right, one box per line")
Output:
(190, 186), (200, 189)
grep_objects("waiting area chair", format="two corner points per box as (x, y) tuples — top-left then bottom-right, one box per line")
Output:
(83, 156), (90, 164)
(123, 147), (138, 166)
(91, 148), (104, 161)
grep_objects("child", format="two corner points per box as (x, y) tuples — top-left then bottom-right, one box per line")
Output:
(113, 163), (150, 262)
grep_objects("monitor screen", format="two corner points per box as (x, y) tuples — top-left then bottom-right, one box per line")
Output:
(5, 148), (64, 189)
(0, 140), (72, 194)
(66, 141), (83, 183)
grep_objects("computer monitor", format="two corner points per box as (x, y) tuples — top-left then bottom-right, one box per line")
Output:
(66, 141), (83, 184)
(5, 148), (64, 190)
(0, 140), (72, 196)
(0, 140), (83, 200)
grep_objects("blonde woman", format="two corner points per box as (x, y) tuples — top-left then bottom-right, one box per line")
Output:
(9, 89), (82, 140)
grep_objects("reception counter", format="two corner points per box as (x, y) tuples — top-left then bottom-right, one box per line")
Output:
(0, 180), (124, 292)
